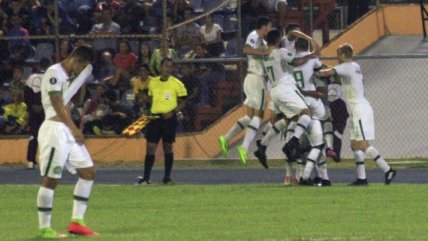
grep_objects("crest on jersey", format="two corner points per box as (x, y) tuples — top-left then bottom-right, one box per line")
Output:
(250, 39), (255, 44)
(164, 93), (171, 100)
(49, 77), (57, 85)
(287, 53), (292, 56)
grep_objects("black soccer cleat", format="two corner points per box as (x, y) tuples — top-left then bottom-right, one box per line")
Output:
(313, 176), (322, 186)
(384, 169), (397, 185)
(254, 140), (269, 169)
(298, 177), (314, 186)
(348, 178), (368, 186)
(321, 179), (332, 186)
(163, 177), (173, 184)
(135, 176), (151, 185)
(282, 137), (299, 163)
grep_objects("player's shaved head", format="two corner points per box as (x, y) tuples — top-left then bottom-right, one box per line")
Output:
(267, 29), (281, 46)
(295, 38), (309, 51)
(338, 44), (353, 58)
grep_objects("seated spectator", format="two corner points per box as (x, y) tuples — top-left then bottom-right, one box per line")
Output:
(4, 0), (34, 33)
(138, 42), (152, 66)
(6, 14), (33, 63)
(90, 8), (120, 53)
(87, 89), (134, 135)
(8, 66), (26, 93)
(1, 90), (28, 135)
(172, 7), (202, 56)
(80, 84), (108, 133)
(106, 40), (137, 92)
(149, 42), (178, 76)
(130, 64), (152, 94)
(51, 39), (72, 63)
(44, 0), (76, 34)
(172, 0), (191, 22)
(95, 51), (116, 82)
(115, 0), (145, 34)
(193, 43), (225, 106)
(182, 36), (202, 59)
(177, 64), (200, 132)
(200, 14), (224, 57)
(0, 86), (10, 130)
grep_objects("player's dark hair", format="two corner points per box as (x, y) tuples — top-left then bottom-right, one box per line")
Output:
(339, 44), (353, 58)
(267, 29), (281, 46)
(69, 46), (95, 63)
(295, 38), (309, 51)
(285, 23), (300, 34)
(255, 16), (271, 30)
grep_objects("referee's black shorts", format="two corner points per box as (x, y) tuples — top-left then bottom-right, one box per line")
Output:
(145, 114), (177, 143)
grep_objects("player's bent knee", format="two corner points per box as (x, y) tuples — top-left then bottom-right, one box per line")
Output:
(77, 166), (96, 180)
(42, 177), (59, 189)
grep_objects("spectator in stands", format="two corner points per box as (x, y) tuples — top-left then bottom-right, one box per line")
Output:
(107, 40), (137, 92)
(81, 84), (109, 134)
(138, 42), (152, 66)
(182, 36), (201, 59)
(130, 64), (152, 95)
(98, 0), (121, 12)
(241, 0), (267, 38)
(44, 0), (76, 34)
(200, 14), (224, 57)
(149, 41), (178, 76)
(24, 57), (49, 169)
(1, 90), (28, 135)
(193, 43), (225, 106)
(51, 39), (72, 63)
(4, 0), (34, 33)
(348, 0), (370, 25)
(9, 65), (26, 93)
(177, 64), (199, 132)
(91, 89), (134, 135)
(6, 14), (32, 63)
(90, 8), (120, 53)
(0, 29), (10, 63)
(115, 0), (145, 34)
(173, 7), (202, 56)
(95, 51), (116, 82)
(0, 86), (10, 130)
(172, 0), (191, 22)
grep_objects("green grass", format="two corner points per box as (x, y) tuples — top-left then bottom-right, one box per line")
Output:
(2, 184), (428, 241)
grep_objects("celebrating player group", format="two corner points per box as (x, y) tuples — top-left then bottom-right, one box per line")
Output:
(218, 16), (396, 186)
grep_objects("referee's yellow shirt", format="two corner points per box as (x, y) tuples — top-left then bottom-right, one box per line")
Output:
(148, 75), (187, 114)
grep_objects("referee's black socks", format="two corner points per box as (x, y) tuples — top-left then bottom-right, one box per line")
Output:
(143, 154), (155, 180)
(164, 153), (174, 180)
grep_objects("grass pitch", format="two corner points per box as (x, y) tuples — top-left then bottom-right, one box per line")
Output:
(2, 184), (428, 241)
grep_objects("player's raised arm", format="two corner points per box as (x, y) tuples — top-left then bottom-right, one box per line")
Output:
(317, 68), (336, 78)
(289, 30), (321, 55)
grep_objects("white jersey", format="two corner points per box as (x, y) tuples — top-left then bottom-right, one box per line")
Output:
(283, 37), (295, 53)
(262, 48), (295, 88)
(293, 52), (323, 91)
(41, 63), (93, 120)
(245, 30), (266, 76)
(334, 62), (368, 105)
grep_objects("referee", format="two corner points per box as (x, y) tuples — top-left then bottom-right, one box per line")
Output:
(136, 58), (187, 185)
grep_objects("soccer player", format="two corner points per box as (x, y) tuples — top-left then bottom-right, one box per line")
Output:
(136, 58), (187, 185)
(218, 16), (272, 164)
(261, 29), (324, 186)
(317, 44), (397, 185)
(36, 46), (98, 238)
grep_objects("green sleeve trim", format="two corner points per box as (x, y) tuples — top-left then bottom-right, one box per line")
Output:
(48, 91), (62, 96)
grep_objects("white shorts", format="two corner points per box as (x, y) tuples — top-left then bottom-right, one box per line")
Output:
(271, 85), (308, 119)
(243, 73), (266, 111)
(38, 120), (93, 178)
(349, 102), (375, 141)
(304, 96), (326, 120)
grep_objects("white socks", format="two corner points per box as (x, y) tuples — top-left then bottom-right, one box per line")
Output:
(37, 186), (54, 229)
(72, 178), (94, 220)
(302, 148), (321, 179)
(366, 146), (390, 173)
(323, 121), (334, 149)
(293, 114), (311, 139)
(242, 116), (261, 150)
(224, 116), (251, 141)
(354, 150), (366, 179)
(285, 121), (297, 142)
(261, 119), (287, 146)
(262, 122), (272, 136)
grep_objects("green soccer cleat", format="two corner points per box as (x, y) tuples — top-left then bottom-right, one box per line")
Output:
(236, 145), (248, 165)
(218, 136), (229, 157)
(39, 228), (67, 239)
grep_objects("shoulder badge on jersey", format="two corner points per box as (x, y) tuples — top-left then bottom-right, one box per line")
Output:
(287, 53), (292, 56)
(250, 39), (255, 44)
(49, 77), (57, 85)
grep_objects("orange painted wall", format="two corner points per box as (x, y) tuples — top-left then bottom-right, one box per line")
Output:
(1, 5), (427, 164)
